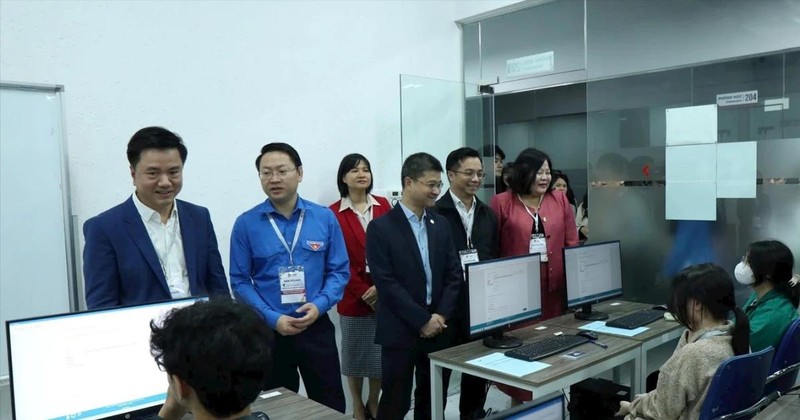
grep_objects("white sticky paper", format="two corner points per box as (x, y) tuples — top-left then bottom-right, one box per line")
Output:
(666, 104), (718, 146)
(666, 144), (717, 182)
(534, 326), (548, 330)
(260, 391), (282, 399)
(716, 142), (757, 198)
(666, 182), (717, 221)
(609, 302), (622, 306)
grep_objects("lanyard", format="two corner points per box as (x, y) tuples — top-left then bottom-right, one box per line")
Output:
(268, 210), (305, 266)
(518, 194), (543, 234)
(155, 213), (180, 276)
(458, 202), (475, 249)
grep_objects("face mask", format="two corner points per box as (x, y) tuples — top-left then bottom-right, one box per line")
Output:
(735, 262), (755, 286)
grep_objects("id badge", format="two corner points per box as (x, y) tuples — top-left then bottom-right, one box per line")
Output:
(279, 266), (306, 304)
(458, 249), (480, 277)
(529, 234), (548, 262)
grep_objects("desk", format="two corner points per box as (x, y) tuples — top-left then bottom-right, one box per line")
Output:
(428, 326), (641, 420)
(544, 300), (684, 394)
(240, 388), (349, 420)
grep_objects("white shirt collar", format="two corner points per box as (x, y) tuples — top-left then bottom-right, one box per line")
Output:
(449, 189), (476, 213)
(132, 192), (178, 224)
(338, 194), (380, 213)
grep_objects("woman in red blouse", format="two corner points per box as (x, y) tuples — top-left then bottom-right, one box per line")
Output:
(490, 148), (579, 403)
(329, 153), (390, 420)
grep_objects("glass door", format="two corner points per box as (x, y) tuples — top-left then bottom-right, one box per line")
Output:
(399, 74), (496, 203)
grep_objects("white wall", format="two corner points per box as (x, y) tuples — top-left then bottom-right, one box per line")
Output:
(0, 0), (521, 298)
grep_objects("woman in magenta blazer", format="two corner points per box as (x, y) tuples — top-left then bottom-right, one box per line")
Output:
(329, 153), (390, 420)
(490, 148), (579, 403)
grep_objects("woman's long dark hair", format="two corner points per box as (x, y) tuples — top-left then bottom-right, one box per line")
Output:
(747, 240), (798, 308)
(552, 171), (576, 207)
(667, 263), (750, 356)
(579, 192), (588, 219)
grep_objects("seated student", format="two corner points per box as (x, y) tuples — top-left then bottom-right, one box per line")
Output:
(736, 239), (799, 352)
(149, 298), (273, 420)
(618, 263), (750, 420)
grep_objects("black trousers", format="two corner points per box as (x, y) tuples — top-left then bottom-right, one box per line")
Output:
(442, 318), (488, 419)
(266, 314), (346, 413)
(377, 331), (452, 420)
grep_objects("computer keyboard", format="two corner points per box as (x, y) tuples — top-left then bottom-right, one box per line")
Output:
(606, 309), (665, 329)
(505, 334), (590, 362)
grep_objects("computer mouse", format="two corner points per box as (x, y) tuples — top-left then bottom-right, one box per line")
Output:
(252, 412), (270, 420)
(576, 330), (598, 340)
(652, 304), (668, 311)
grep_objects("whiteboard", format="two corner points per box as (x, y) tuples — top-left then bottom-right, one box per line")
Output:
(0, 83), (77, 380)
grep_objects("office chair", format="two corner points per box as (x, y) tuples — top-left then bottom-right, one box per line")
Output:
(699, 346), (774, 420)
(764, 318), (800, 396)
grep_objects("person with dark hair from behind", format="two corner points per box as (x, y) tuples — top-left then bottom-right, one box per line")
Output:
(150, 298), (273, 420)
(736, 239), (798, 352)
(229, 142), (349, 412)
(617, 263), (750, 420)
(83, 126), (229, 309)
(435, 147), (499, 419)
(329, 153), (391, 420)
(366, 152), (462, 419)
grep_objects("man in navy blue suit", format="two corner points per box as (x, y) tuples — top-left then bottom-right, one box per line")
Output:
(83, 126), (229, 309)
(366, 152), (462, 419)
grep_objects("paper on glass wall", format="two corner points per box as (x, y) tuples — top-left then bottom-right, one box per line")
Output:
(666, 182), (717, 221)
(665, 104), (718, 146)
(717, 142), (757, 198)
(665, 144), (717, 220)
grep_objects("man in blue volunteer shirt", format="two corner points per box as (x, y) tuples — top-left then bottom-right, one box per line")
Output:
(229, 142), (348, 413)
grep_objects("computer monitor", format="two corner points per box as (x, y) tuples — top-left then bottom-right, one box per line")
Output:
(486, 394), (565, 420)
(6, 296), (206, 420)
(466, 253), (542, 349)
(564, 240), (623, 320)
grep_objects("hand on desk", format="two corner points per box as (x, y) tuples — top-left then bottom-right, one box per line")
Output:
(420, 314), (447, 338)
(790, 274), (799, 287)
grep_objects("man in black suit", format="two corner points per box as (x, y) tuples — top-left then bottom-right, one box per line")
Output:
(434, 147), (499, 419)
(366, 152), (462, 420)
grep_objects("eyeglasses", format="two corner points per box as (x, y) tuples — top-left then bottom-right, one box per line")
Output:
(259, 167), (297, 180)
(412, 178), (444, 191)
(451, 170), (486, 179)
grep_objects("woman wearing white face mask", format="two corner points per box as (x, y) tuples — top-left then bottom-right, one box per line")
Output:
(737, 240), (799, 352)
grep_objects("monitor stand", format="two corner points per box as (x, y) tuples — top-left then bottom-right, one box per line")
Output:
(574, 304), (609, 321)
(482, 331), (522, 349)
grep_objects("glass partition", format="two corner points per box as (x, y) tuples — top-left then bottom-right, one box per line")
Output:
(587, 52), (800, 305)
(399, 75), (494, 203)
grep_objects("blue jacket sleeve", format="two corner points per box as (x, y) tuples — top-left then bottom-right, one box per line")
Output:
(83, 217), (120, 309)
(203, 209), (230, 298)
(229, 216), (282, 328)
(310, 210), (349, 314)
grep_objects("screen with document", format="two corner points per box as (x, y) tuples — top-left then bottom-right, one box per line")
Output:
(564, 240), (623, 308)
(467, 254), (542, 338)
(7, 297), (205, 420)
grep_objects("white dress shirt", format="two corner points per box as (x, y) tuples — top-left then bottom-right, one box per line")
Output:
(449, 189), (476, 247)
(132, 193), (190, 298)
(338, 194), (381, 232)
